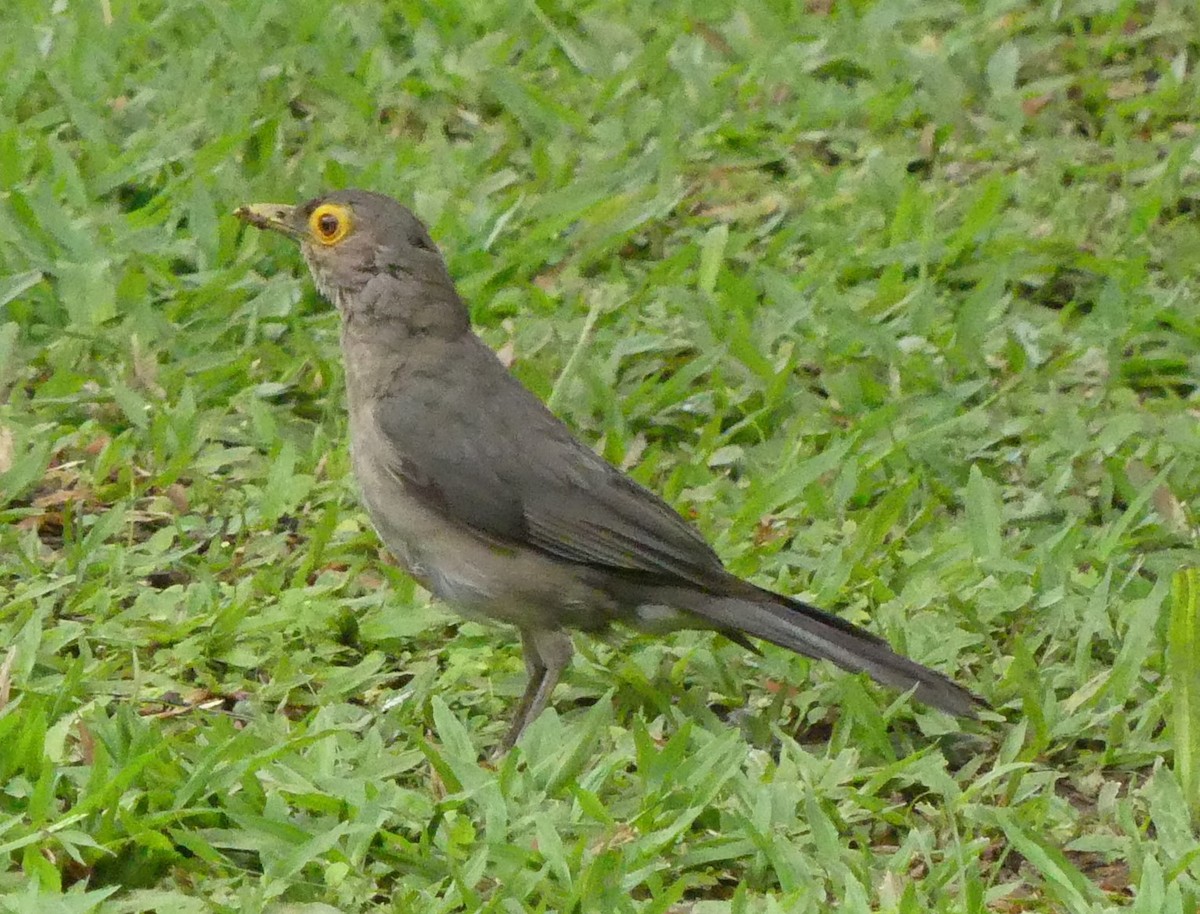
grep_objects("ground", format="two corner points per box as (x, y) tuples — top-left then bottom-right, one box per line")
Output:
(1, 0), (1199, 911)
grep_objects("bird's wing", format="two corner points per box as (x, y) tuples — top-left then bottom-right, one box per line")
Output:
(374, 338), (729, 590)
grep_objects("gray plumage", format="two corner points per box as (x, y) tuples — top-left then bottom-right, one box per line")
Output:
(237, 188), (983, 750)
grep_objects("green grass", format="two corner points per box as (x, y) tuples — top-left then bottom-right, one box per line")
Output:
(2, 0), (1200, 910)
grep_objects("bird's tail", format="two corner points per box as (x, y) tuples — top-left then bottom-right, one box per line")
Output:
(683, 586), (983, 717)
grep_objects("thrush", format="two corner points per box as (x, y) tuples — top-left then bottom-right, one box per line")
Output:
(236, 189), (983, 750)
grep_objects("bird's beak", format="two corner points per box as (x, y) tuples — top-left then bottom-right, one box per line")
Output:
(235, 203), (302, 238)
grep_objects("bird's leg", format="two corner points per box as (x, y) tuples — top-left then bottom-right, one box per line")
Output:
(518, 629), (572, 729)
(499, 629), (573, 752)
(501, 635), (547, 750)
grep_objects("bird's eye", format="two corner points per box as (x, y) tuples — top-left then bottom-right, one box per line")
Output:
(308, 203), (352, 245)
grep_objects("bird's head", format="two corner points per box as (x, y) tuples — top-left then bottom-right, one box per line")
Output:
(236, 189), (458, 325)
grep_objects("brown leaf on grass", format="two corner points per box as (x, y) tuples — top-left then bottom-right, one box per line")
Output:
(1126, 459), (1189, 534)
(34, 459), (87, 496)
(164, 482), (189, 513)
(0, 649), (14, 710)
(16, 511), (63, 537)
(1021, 93), (1053, 117)
(591, 823), (637, 854)
(18, 473), (85, 538)
(762, 679), (799, 698)
(32, 485), (96, 509)
(1066, 851), (1130, 895)
(0, 425), (12, 474)
(690, 20), (732, 57)
(753, 515), (789, 547)
(532, 262), (566, 292)
(358, 571), (386, 590)
(1152, 481), (1189, 533)
(84, 433), (111, 456)
(77, 720), (96, 765)
(806, 0), (834, 14)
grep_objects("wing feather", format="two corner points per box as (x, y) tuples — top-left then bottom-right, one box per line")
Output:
(375, 337), (727, 589)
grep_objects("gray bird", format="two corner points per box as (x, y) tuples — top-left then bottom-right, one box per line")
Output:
(236, 189), (983, 750)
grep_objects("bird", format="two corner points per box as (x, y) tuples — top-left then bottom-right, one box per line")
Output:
(235, 188), (983, 751)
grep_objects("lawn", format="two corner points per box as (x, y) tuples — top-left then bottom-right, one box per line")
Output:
(2, 0), (1199, 911)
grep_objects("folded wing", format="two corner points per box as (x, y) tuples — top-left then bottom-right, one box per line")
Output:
(375, 337), (730, 591)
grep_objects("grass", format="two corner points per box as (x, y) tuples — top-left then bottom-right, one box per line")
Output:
(2, 0), (1199, 910)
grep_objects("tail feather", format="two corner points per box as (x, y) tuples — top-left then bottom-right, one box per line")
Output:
(689, 588), (983, 717)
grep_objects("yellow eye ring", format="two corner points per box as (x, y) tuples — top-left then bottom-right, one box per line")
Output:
(308, 203), (352, 245)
